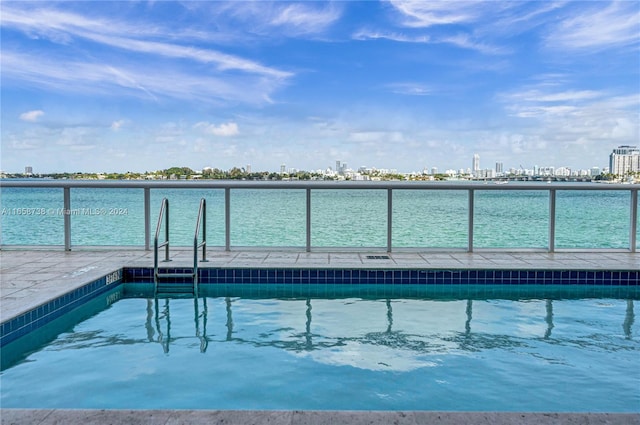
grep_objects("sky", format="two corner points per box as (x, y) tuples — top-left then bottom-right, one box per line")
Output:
(1, 1), (639, 174)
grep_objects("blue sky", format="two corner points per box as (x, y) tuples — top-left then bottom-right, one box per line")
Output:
(1, 1), (639, 174)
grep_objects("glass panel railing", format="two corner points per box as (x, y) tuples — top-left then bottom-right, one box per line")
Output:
(474, 190), (548, 249)
(0, 186), (64, 245)
(230, 189), (305, 247)
(311, 189), (386, 248)
(69, 188), (144, 246)
(392, 190), (468, 248)
(556, 190), (628, 249)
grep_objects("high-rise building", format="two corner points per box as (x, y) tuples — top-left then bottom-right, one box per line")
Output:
(24, 166), (33, 175)
(280, 164), (286, 174)
(609, 145), (640, 176)
(472, 154), (480, 174)
(495, 162), (503, 174)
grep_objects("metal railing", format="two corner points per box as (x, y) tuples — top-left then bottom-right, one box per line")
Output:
(153, 197), (207, 295)
(1, 180), (638, 252)
(193, 198), (208, 293)
(153, 197), (170, 280)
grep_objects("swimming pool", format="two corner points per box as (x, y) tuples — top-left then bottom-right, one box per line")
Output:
(1, 283), (638, 412)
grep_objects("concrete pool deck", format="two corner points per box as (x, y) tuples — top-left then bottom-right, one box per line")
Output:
(1, 409), (638, 425)
(2, 248), (639, 323)
(1, 248), (639, 424)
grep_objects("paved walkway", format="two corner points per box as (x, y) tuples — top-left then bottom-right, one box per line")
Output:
(1, 409), (638, 425)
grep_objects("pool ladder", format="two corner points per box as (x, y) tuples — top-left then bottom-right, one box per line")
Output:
(153, 197), (207, 296)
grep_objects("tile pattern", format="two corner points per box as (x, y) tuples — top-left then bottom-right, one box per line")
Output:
(129, 267), (640, 286)
(0, 270), (122, 347)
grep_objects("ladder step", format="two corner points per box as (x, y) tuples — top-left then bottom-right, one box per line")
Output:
(156, 285), (194, 293)
(156, 272), (195, 279)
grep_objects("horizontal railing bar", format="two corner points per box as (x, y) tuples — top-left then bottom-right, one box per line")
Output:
(1, 180), (636, 191)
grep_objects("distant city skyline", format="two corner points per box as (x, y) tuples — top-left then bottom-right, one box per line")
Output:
(1, 1), (639, 174)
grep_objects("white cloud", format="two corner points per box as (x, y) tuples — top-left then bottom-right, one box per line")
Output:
(270, 3), (341, 35)
(2, 51), (281, 105)
(389, 1), (481, 28)
(2, 5), (291, 79)
(111, 120), (126, 131)
(439, 33), (509, 55)
(347, 131), (404, 144)
(387, 83), (432, 96)
(19, 110), (44, 122)
(0, 3), (292, 105)
(194, 122), (239, 137)
(545, 2), (640, 51)
(499, 83), (640, 161)
(352, 29), (430, 43)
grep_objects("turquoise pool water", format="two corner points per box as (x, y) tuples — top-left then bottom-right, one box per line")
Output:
(1, 285), (638, 412)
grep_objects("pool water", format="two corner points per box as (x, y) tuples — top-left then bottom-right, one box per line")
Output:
(1, 285), (639, 412)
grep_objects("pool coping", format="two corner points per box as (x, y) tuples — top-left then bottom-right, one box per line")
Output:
(1, 408), (638, 425)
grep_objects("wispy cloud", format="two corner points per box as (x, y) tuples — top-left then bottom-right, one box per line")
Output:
(208, 1), (342, 37)
(545, 1), (640, 51)
(2, 5), (291, 79)
(386, 83), (433, 96)
(500, 83), (639, 150)
(439, 33), (509, 55)
(270, 3), (342, 35)
(352, 29), (430, 43)
(194, 122), (240, 137)
(0, 3), (292, 104)
(388, 1), (482, 28)
(2, 50), (281, 105)
(19, 110), (44, 122)
(110, 120), (126, 131)
(363, 2), (511, 54)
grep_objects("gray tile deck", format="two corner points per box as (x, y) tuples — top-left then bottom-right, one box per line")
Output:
(1, 248), (639, 424)
(1, 248), (639, 323)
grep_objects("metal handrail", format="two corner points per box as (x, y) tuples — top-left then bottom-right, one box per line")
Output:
(193, 198), (208, 294)
(1, 180), (638, 253)
(153, 198), (170, 285)
(153, 197), (207, 295)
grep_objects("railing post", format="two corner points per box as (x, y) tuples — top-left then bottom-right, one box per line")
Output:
(467, 189), (474, 252)
(202, 198), (207, 261)
(164, 199), (170, 261)
(631, 189), (637, 253)
(63, 187), (71, 251)
(549, 189), (556, 252)
(387, 188), (392, 252)
(225, 187), (231, 251)
(306, 188), (311, 252)
(144, 187), (151, 250)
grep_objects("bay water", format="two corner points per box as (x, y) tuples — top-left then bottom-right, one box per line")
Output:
(1, 183), (638, 249)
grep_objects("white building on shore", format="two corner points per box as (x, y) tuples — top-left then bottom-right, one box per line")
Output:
(609, 145), (640, 176)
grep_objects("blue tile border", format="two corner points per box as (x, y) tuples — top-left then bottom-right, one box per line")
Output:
(125, 267), (640, 286)
(0, 269), (124, 348)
